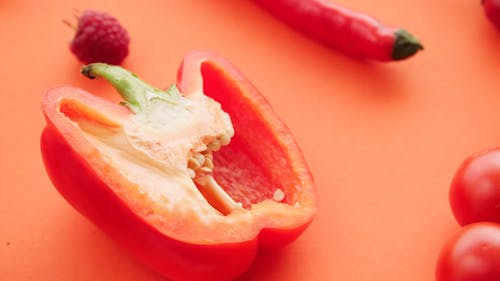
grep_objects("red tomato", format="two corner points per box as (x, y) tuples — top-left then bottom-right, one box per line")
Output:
(435, 222), (500, 281)
(483, 0), (500, 30)
(449, 149), (500, 226)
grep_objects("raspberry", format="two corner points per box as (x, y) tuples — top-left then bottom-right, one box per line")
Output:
(68, 10), (130, 65)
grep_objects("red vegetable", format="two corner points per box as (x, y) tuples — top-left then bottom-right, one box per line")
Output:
(40, 51), (317, 281)
(435, 222), (500, 281)
(253, 0), (423, 61)
(483, 0), (500, 30)
(449, 149), (500, 226)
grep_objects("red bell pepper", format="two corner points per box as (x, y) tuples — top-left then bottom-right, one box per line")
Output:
(41, 51), (317, 281)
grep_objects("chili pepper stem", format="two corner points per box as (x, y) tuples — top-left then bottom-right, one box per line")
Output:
(81, 63), (178, 113)
(392, 29), (423, 60)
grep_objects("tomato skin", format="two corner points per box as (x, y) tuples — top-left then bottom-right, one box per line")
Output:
(483, 0), (500, 30)
(436, 222), (500, 281)
(449, 149), (500, 226)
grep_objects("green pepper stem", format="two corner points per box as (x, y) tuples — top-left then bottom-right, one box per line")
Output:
(392, 29), (424, 61)
(81, 63), (177, 113)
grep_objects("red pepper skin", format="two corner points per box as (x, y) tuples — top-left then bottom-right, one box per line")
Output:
(253, 0), (423, 61)
(41, 51), (317, 281)
(483, 0), (500, 30)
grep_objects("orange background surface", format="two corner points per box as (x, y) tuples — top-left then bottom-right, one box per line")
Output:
(1, 0), (500, 280)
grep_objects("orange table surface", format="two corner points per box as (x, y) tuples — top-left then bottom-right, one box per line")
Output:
(2, 0), (500, 280)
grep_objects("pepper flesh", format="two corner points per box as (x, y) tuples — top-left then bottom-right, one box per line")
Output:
(253, 0), (423, 61)
(41, 51), (317, 281)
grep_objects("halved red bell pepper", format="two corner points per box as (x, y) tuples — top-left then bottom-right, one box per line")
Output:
(41, 51), (317, 281)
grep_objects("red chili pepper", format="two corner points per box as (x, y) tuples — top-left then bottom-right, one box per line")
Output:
(253, 0), (423, 61)
(40, 51), (317, 281)
(482, 0), (500, 30)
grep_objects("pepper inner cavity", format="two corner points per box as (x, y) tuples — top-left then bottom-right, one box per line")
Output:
(79, 63), (242, 216)
(121, 93), (242, 216)
(187, 137), (243, 215)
